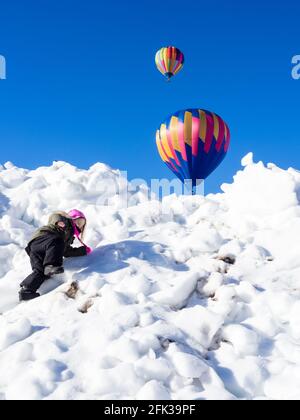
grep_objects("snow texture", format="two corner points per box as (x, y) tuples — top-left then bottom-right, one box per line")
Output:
(0, 154), (300, 400)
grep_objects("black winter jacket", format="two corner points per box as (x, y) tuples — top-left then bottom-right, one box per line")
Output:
(25, 213), (87, 258)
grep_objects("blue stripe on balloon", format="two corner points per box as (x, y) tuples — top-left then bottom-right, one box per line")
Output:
(203, 137), (227, 179)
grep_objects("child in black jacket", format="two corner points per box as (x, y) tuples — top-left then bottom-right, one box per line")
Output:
(19, 211), (91, 301)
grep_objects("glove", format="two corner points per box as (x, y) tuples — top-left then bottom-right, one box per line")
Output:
(85, 246), (92, 255)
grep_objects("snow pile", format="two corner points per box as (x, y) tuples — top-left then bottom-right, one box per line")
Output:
(1, 154), (300, 400)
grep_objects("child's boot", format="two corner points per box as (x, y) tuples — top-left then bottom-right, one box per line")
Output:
(19, 287), (40, 302)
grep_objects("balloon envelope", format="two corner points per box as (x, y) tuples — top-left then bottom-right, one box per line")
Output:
(156, 109), (230, 187)
(155, 46), (184, 80)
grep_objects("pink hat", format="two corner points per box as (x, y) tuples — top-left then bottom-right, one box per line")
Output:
(68, 209), (86, 220)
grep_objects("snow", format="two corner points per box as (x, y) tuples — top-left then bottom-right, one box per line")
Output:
(0, 154), (300, 400)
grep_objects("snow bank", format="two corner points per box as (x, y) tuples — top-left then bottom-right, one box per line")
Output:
(0, 154), (300, 400)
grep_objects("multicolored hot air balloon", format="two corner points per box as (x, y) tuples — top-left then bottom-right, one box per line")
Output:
(156, 109), (230, 191)
(155, 46), (184, 81)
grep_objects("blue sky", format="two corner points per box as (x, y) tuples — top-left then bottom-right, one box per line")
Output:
(0, 0), (300, 193)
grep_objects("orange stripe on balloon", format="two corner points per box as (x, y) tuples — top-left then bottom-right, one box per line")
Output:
(160, 50), (167, 73)
(170, 116), (180, 152)
(166, 127), (180, 165)
(164, 49), (170, 72)
(212, 114), (220, 141)
(172, 47), (176, 61)
(156, 134), (169, 163)
(184, 111), (192, 147)
(160, 137), (180, 173)
(199, 110), (207, 143)
(160, 124), (173, 158)
(178, 120), (187, 161)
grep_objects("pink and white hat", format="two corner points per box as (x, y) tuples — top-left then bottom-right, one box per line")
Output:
(68, 209), (86, 220)
(68, 210), (91, 255)
(68, 209), (86, 238)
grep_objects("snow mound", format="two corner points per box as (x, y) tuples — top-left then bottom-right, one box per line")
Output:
(1, 155), (300, 400)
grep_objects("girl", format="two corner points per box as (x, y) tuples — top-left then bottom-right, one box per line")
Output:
(19, 210), (92, 301)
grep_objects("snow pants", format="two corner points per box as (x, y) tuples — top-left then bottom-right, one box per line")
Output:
(21, 235), (65, 292)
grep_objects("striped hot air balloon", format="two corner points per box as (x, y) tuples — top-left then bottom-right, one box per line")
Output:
(155, 46), (184, 81)
(156, 109), (230, 192)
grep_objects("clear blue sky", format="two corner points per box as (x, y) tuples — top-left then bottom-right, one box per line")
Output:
(0, 0), (300, 193)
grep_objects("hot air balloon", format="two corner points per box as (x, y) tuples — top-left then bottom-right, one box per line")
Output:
(156, 109), (230, 192)
(155, 46), (184, 81)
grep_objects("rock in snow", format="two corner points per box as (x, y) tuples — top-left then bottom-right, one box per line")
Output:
(0, 154), (300, 400)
